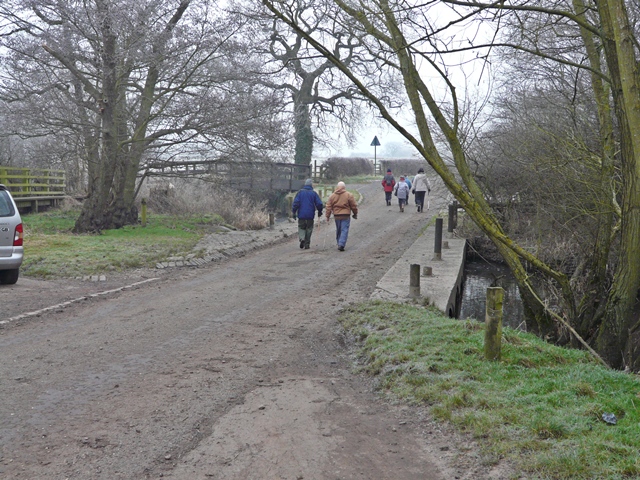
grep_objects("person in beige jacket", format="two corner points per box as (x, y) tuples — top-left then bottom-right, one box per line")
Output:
(325, 181), (358, 251)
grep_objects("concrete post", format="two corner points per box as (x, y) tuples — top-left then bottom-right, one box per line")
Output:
(484, 287), (504, 361)
(433, 217), (443, 260)
(409, 264), (420, 297)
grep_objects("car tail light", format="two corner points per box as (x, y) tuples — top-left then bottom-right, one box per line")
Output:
(14, 223), (23, 247)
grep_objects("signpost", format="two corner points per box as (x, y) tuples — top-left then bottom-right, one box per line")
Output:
(371, 135), (381, 174)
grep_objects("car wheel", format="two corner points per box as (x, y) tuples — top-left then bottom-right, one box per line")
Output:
(0, 269), (19, 285)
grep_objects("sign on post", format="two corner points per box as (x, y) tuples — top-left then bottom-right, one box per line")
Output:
(371, 136), (381, 174)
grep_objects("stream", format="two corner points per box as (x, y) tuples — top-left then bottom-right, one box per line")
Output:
(458, 258), (526, 330)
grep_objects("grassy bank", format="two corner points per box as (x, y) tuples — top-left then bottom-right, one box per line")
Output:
(339, 301), (640, 479)
(21, 209), (223, 278)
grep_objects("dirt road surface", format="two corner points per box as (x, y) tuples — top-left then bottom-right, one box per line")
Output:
(0, 181), (513, 479)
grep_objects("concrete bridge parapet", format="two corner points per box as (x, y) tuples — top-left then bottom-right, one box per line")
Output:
(371, 224), (466, 317)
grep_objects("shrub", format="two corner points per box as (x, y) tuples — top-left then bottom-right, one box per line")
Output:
(323, 157), (374, 179)
(380, 158), (430, 177)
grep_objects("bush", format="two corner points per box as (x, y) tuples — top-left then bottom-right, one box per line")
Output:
(143, 178), (269, 230)
(323, 157), (374, 179)
(380, 158), (429, 177)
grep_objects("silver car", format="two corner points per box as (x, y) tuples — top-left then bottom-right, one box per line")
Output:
(0, 184), (23, 284)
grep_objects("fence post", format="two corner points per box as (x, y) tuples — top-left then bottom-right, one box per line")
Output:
(484, 287), (504, 361)
(448, 203), (458, 233)
(141, 198), (147, 227)
(42, 170), (50, 195)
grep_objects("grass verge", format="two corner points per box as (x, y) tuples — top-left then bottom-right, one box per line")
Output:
(21, 209), (224, 278)
(339, 300), (640, 479)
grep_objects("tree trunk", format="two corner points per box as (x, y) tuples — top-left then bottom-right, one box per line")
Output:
(594, 0), (640, 368)
(572, 0), (617, 341)
(293, 102), (313, 165)
(74, 1), (131, 233)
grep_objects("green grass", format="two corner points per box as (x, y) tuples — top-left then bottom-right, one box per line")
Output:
(21, 209), (223, 278)
(339, 301), (640, 479)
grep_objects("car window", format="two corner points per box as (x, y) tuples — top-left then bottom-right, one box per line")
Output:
(0, 191), (16, 217)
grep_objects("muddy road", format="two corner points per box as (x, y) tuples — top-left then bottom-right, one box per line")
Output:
(0, 181), (510, 479)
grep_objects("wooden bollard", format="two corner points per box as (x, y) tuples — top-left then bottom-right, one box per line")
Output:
(448, 203), (458, 232)
(409, 264), (420, 297)
(484, 287), (504, 361)
(422, 266), (432, 276)
(141, 198), (147, 227)
(443, 240), (449, 249)
(287, 196), (294, 218)
(269, 213), (275, 229)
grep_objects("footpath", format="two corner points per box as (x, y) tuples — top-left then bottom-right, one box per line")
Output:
(159, 183), (467, 318)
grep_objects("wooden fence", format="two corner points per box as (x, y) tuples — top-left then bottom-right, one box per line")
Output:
(311, 158), (386, 181)
(145, 160), (312, 192)
(0, 166), (66, 213)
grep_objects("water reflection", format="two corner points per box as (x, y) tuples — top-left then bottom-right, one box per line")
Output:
(459, 259), (525, 330)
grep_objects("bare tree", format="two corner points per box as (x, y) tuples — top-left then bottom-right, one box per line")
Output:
(263, 0), (640, 369)
(453, 0), (638, 368)
(0, 0), (287, 232)
(241, 0), (389, 165)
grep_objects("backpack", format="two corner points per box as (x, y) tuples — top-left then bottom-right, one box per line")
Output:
(386, 179), (392, 186)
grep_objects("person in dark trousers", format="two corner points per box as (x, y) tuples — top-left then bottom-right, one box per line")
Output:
(381, 168), (395, 206)
(325, 181), (358, 251)
(292, 178), (324, 249)
(394, 176), (410, 212)
(412, 167), (431, 212)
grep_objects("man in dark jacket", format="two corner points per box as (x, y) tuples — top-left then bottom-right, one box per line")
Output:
(292, 178), (324, 249)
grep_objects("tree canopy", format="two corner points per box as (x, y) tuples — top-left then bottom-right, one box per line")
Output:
(262, 0), (640, 369)
(0, 0), (288, 231)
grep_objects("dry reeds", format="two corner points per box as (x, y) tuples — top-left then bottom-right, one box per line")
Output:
(142, 178), (269, 230)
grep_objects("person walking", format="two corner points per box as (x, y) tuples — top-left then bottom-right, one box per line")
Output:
(325, 181), (358, 251)
(412, 167), (431, 212)
(292, 178), (324, 249)
(404, 174), (412, 192)
(404, 174), (413, 205)
(394, 176), (410, 212)
(381, 168), (395, 206)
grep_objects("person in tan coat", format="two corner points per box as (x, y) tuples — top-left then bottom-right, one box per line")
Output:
(325, 181), (358, 251)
